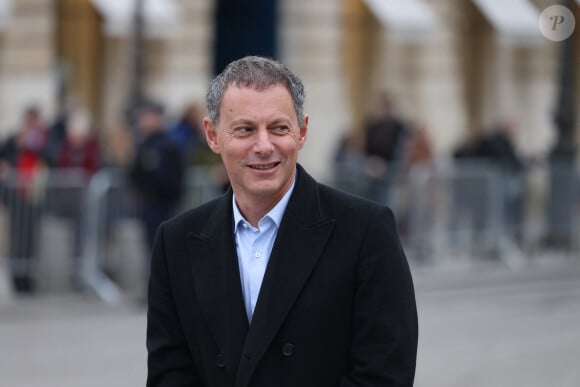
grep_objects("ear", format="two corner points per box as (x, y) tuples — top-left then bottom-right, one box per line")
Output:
(203, 117), (220, 154)
(297, 114), (308, 150)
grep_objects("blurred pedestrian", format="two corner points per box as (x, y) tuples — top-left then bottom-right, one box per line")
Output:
(53, 109), (101, 281)
(169, 102), (230, 195)
(105, 122), (134, 169)
(168, 102), (203, 163)
(404, 123), (433, 167)
(400, 123), (435, 261)
(332, 130), (368, 197)
(45, 95), (82, 166)
(147, 56), (417, 386)
(129, 101), (184, 253)
(478, 120), (526, 242)
(56, 108), (100, 176)
(0, 106), (49, 293)
(363, 93), (409, 203)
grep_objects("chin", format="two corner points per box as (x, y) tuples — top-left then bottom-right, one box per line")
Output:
(249, 184), (282, 198)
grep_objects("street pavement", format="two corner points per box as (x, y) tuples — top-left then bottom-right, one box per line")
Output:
(413, 257), (580, 387)
(0, 256), (579, 387)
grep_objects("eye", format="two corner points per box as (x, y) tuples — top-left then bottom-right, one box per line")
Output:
(233, 127), (253, 136)
(271, 125), (290, 135)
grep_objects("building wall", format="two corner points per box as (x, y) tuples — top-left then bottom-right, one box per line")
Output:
(0, 0), (55, 136)
(374, 0), (470, 156)
(0, 0), (577, 167)
(148, 0), (213, 120)
(359, 0), (563, 159)
(100, 0), (215, 129)
(280, 0), (348, 179)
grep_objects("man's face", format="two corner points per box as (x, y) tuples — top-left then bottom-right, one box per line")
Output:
(204, 84), (308, 204)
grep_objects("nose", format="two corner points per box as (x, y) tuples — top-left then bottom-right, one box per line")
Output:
(253, 128), (274, 156)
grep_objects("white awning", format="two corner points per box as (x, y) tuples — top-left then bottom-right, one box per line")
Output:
(472, 0), (542, 45)
(0, 0), (12, 30)
(363, 0), (438, 42)
(91, 0), (178, 38)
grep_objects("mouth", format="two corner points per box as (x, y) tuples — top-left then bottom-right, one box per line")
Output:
(247, 162), (280, 171)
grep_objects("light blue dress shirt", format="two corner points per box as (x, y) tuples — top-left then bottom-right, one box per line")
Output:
(232, 178), (295, 322)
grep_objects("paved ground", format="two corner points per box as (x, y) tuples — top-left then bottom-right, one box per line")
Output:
(0, 295), (146, 387)
(413, 257), (580, 387)
(1, 256), (579, 387)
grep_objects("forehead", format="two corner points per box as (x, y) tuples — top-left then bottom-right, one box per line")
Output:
(219, 84), (295, 119)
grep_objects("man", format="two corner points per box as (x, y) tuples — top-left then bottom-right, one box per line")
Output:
(147, 56), (418, 386)
(129, 101), (184, 252)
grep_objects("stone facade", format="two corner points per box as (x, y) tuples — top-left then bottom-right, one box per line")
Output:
(0, 0), (577, 176)
(0, 0), (55, 135)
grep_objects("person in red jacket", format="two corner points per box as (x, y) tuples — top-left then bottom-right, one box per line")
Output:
(0, 106), (49, 293)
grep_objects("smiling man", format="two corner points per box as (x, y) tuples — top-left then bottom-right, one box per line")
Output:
(146, 56), (418, 387)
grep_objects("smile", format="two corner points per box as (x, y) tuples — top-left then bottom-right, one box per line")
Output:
(247, 162), (280, 170)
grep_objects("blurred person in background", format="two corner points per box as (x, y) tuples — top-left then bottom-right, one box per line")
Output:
(477, 120), (526, 243)
(404, 123), (434, 167)
(399, 123), (435, 261)
(56, 108), (100, 176)
(45, 95), (82, 166)
(53, 108), (101, 285)
(0, 106), (49, 293)
(168, 102), (204, 164)
(146, 56), (417, 386)
(129, 101), (185, 255)
(105, 122), (134, 169)
(332, 130), (368, 197)
(451, 120), (526, 254)
(169, 102), (229, 194)
(364, 93), (409, 203)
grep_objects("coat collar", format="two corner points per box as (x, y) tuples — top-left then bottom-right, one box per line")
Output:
(189, 165), (335, 386)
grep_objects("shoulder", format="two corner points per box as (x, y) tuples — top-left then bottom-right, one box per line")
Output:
(294, 165), (394, 225)
(316, 181), (394, 224)
(162, 193), (227, 234)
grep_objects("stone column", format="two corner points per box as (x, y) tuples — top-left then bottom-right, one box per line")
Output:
(0, 0), (56, 133)
(279, 0), (348, 180)
(154, 0), (214, 114)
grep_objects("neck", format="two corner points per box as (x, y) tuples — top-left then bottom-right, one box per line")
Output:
(234, 171), (295, 228)
(235, 195), (282, 228)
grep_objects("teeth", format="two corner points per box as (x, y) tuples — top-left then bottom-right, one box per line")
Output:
(250, 163), (276, 170)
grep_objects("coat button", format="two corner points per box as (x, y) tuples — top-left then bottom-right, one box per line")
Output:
(216, 354), (225, 368)
(282, 342), (294, 357)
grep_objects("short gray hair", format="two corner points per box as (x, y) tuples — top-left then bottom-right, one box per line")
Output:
(206, 56), (305, 126)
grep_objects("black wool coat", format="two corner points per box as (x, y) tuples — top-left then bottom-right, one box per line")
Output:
(147, 165), (418, 387)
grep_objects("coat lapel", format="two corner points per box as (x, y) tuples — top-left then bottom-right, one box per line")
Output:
(235, 166), (335, 387)
(188, 192), (249, 377)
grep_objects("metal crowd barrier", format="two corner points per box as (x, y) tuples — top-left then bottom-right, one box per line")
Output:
(331, 159), (580, 266)
(404, 160), (514, 265)
(1, 162), (578, 299)
(0, 168), (90, 293)
(0, 167), (221, 301)
(81, 167), (221, 303)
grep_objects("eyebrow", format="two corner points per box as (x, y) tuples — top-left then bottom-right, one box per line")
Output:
(229, 117), (293, 127)
(229, 119), (256, 127)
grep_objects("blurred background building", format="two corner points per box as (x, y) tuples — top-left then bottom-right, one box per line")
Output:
(0, 0), (578, 297)
(0, 0), (577, 177)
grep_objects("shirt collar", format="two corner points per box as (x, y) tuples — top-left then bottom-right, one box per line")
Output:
(232, 172), (296, 233)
